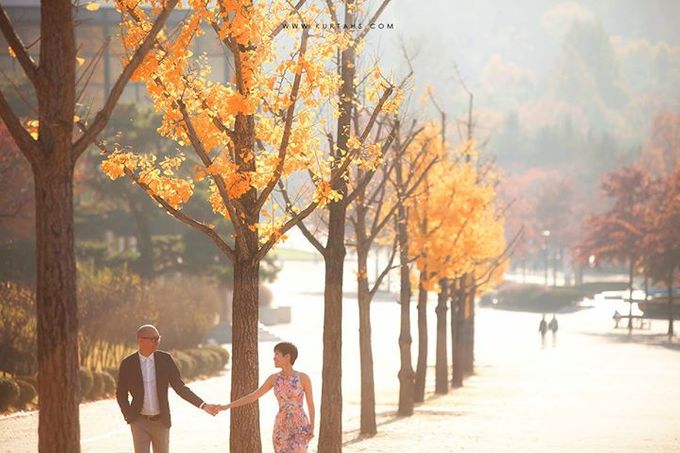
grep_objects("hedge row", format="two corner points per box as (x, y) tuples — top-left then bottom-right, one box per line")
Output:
(0, 377), (36, 410)
(0, 345), (229, 412)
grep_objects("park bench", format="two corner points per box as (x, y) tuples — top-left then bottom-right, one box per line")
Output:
(612, 312), (651, 330)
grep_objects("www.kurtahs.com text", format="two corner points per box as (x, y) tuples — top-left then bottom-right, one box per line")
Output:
(282, 22), (394, 30)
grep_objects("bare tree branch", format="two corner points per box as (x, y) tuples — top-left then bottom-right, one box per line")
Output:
(0, 89), (39, 164)
(82, 120), (236, 261)
(0, 6), (40, 88)
(72, 0), (179, 161)
(271, 0), (308, 38)
(355, 0), (392, 46)
(255, 28), (310, 211)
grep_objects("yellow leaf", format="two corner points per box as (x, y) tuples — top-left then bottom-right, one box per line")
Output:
(76, 56), (85, 66)
(85, 2), (100, 11)
(8, 47), (16, 58)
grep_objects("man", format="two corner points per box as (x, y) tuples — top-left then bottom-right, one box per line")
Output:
(116, 324), (219, 453)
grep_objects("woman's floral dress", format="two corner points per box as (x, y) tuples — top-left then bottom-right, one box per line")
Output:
(273, 371), (311, 453)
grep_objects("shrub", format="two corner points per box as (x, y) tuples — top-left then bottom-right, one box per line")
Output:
(16, 379), (37, 407)
(259, 284), (273, 307)
(202, 349), (222, 373)
(171, 351), (196, 378)
(153, 276), (220, 350)
(185, 349), (211, 376)
(78, 368), (93, 402)
(88, 371), (105, 400)
(0, 377), (20, 410)
(0, 282), (37, 376)
(100, 371), (116, 395)
(201, 344), (229, 369)
(19, 375), (37, 393)
(78, 266), (155, 370)
(104, 367), (120, 386)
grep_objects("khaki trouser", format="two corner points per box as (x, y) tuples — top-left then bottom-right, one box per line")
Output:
(130, 416), (169, 453)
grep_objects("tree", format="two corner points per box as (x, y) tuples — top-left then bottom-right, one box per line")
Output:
(577, 165), (653, 331)
(0, 2), (176, 451)
(278, 1), (397, 449)
(643, 168), (680, 336)
(346, 110), (431, 432)
(0, 124), (33, 242)
(101, 2), (371, 450)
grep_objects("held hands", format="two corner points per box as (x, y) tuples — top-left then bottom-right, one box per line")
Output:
(202, 403), (221, 416)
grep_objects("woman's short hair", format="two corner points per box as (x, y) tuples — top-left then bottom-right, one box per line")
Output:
(274, 342), (298, 365)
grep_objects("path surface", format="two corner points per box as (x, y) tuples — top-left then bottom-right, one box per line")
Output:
(2, 261), (679, 452)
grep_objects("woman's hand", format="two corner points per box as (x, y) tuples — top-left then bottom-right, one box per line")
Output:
(302, 424), (314, 441)
(219, 404), (231, 411)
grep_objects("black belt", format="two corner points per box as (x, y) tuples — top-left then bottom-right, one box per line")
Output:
(139, 414), (161, 421)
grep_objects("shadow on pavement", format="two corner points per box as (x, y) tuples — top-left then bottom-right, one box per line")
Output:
(341, 400), (466, 447)
(584, 331), (680, 352)
(302, 290), (399, 303)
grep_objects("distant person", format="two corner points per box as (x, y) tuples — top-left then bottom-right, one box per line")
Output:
(613, 310), (622, 328)
(218, 341), (315, 452)
(116, 324), (220, 453)
(539, 314), (548, 347)
(549, 314), (559, 346)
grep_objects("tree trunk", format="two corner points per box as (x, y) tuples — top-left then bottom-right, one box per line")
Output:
(667, 273), (674, 337)
(129, 197), (154, 279)
(35, 160), (81, 453)
(356, 243), (376, 434)
(414, 269), (428, 403)
(230, 105), (262, 451)
(450, 278), (458, 387)
(318, 220), (345, 452)
(318, 18), (355, 449)
(229, 255), (261, 452)
(627, 258), (634, 333)
(395, 154), (414, 415)
(451, 277), (465, 388)
(463, 278), (476, 375)
(33, 1), (80, 451)
(434, 279), (448, 394)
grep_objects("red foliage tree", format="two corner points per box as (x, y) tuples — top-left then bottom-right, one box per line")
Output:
(576, 165), (653, 329)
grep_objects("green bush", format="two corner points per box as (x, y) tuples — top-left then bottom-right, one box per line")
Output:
(104, 367), (119, 386)
(185, 349), (211, 376)
(18, 375), (37, 393)
(172, 351), (196, 378)
(78, 369), (93, 402)
(202, 344), (229, 369)
(100, 371), (116, 395)
(16, 379), (37, 407)
(0, 377), (20, 410)
(0, 283), (37, 376)
(203, 349), (222, 373)
(89, 371), (105, 400)
(153, 277), (220, 350)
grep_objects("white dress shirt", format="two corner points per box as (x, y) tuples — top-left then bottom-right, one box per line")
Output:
(139, 352), (160, 415)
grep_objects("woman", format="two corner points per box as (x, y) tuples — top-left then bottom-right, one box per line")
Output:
(219, 342), (315, 453)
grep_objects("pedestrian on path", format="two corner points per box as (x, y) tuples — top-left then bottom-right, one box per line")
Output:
(116, 324), (221, 453)
(539, 314), (548, 348)
(549, 314), (559, 346)
(218, 341), (315, 453)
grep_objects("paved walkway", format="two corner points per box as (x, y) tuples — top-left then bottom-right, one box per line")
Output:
(2, 262), (680, 452)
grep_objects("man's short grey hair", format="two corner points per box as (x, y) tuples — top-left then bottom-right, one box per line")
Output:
(136, 324), (159, 337)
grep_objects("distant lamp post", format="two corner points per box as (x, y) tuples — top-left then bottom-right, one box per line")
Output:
(541, 230), (551, 286)
(588, 254), (596, 268)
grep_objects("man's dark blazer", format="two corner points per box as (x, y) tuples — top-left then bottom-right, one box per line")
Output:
(116, 350), (204, 428)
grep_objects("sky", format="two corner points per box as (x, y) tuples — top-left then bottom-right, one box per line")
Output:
(366, 0), (680, 145)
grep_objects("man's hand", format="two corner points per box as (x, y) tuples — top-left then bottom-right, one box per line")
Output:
(202, 403), (220, 416)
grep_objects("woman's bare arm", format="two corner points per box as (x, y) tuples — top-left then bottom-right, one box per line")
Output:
(301, 373), (315, 432)
(220, 374), (276, 410)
